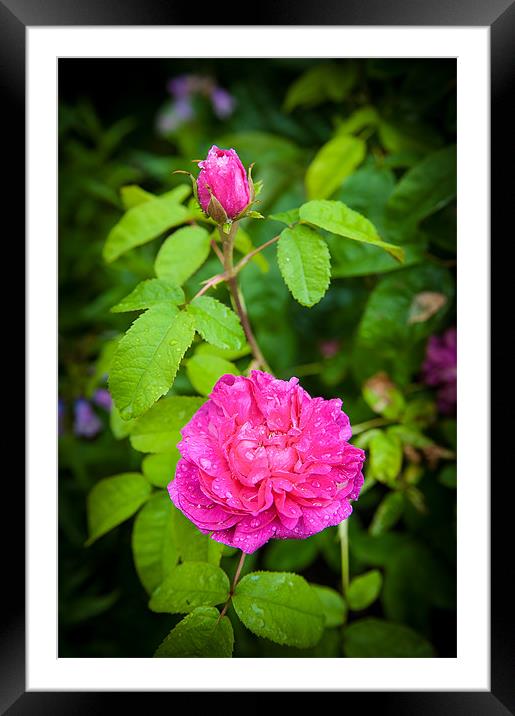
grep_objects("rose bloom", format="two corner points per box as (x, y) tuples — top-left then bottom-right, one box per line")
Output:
(196, 145), (250, 220)
(168, 371), (365, 554)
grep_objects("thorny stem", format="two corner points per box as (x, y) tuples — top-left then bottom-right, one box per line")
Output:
(219, 224), (271, 373)
(218, 550), (246, 621)
(190, 272), (226, 301)
(210, 238), (225, 265)
(233, 234), (280, 273)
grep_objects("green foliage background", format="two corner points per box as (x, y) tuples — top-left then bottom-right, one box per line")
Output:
(59, 58), (457, 658)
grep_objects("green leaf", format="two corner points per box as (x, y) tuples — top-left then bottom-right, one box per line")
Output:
(327, 164), (424, 275)
(343, 617), (434, 657)
(269, 208), (300, 226)
(378, 119), (442, 155)
(142, 452), (179, 488)
(111, 279), (185, 313)
(389, 424), (434, 449)
(132, 492), (178, 594)
(170, 505), (224, 565)
(163, 185), (193, 204)
(336, 163), (396, 231)
(187, 296), (245, 351)
(311, 585), (348, 627)
(149, 562), (230, 614)
(186, 353), (239, 397)
(103, 194), (190, 263)
(327, 238), (424, 278)
(120, 185), (155, 210)
(300, 200), (404, 262)
(368, 430), (403, 485)
(232, 571), (324, 648)
(109, 404), (136, 439)
(129, 395), (204, 453)
(277, 225), (331, 307)
(384, 146), (457, 241)
(305, 135), (366, 200)
(347, 569), (383, 610)
(109, 307), (195, 420)
(337, 106), (380, 135)
(86, 473), (151, 545)
(284, 62), (358, 112)
(399, 398), (437, 430)
(382, 150), (425, 170)
(369, 491), (405, 536)
(120, 184), (191, 210)
(263, 537), (319, 572)
(362, 372), (405, 420)
(86, 336), (121, 395)
(154, 606), (233, 658)
(195, 342), (251, 362)
(154, 225), (211, 286)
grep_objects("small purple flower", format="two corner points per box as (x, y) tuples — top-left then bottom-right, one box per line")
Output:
(422, 327), (457, 414)
(157, 97), (195, 134)
(210, 87), (236, 119)
(161, 75), (234, 134)
(58, 399), (65, 437)
(93, 388), (113, 412)
(167, 74), (191, 98)
(175, 96), (195, 122)
(436, 380), (457, 415)
(74, 399), (102, 438)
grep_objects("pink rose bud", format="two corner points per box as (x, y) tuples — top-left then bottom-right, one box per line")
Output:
(168, 371), (365, 554)
(196, 145), (251, 223)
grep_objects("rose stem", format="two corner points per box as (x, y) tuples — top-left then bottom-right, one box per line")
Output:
(338, 519), (350, 598)
(210, 238), (225, 265)
(219, 224), (271, 373)
(233, 234), (280, 273)
(190, 272), (226, 301)
(218, 550), (246, 621)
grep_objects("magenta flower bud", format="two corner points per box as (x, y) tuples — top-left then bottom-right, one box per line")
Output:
(196, 145), (251, 222)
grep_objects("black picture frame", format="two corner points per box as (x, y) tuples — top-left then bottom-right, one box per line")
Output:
(4, 0), (511, 712)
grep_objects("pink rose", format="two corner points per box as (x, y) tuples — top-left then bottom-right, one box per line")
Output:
(168, 371), (365, 554)
(196, 145), (251, 221)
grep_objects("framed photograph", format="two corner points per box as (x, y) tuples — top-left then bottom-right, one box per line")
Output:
(3, 0), (510, 710)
